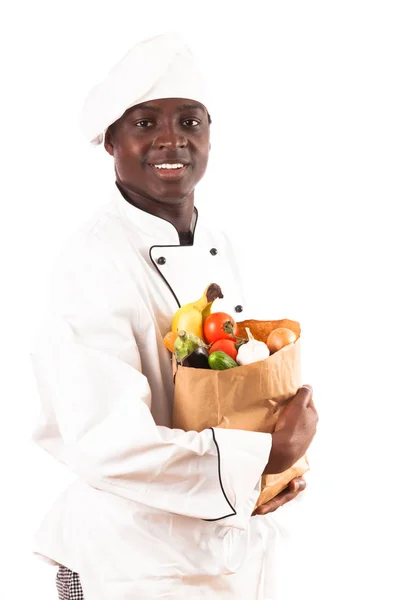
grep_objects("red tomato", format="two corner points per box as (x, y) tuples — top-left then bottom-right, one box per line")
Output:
(209, 339), (238, 361)
(203, 312), (238, 344)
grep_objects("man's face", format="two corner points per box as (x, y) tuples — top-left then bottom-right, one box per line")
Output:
(105, 97), (210, 203)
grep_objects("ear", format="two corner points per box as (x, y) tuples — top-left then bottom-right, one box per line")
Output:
(104, 128), (114, 156)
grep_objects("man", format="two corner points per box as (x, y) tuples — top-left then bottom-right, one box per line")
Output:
(31, 34), (318, 599)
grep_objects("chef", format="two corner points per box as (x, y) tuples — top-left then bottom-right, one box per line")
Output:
(31, 34), (318, 600)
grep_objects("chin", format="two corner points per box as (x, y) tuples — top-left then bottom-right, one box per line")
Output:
(154, 184), (195, 203)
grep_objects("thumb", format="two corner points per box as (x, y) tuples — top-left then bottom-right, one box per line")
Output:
(293, 384), (313, 408)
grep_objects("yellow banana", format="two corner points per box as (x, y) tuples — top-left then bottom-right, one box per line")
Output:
(171, 283), (223, 340)
(201, 303), (213, 321)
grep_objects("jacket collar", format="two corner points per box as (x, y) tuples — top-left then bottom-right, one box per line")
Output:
(112, 185), (198, 246)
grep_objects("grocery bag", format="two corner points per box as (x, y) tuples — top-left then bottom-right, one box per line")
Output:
(172, 319), (309, 510)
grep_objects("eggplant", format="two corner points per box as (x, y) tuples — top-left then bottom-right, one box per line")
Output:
(182, 347), (210, 369)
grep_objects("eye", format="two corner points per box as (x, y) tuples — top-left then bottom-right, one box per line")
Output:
(182, 118), (200, 128)
(135, 120), (154, 128)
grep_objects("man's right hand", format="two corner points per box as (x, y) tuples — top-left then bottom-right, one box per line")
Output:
(264, 385), (318, 475)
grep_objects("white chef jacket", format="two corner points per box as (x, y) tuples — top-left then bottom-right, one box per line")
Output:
(31, 186), (291, 599)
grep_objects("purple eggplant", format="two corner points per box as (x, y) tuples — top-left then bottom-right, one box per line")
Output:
(182, 347), (210, 369)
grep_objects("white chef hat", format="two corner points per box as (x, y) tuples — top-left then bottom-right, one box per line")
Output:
(80, 33), (210, 145)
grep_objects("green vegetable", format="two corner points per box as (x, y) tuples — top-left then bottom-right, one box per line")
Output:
(174, 330), (205, 362)
(208, 351), (238, 370)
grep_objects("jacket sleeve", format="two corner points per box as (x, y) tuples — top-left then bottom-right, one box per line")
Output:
(31, 235), (271, 529)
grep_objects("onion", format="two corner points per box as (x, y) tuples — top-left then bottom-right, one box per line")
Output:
(266, 327), (297, 354)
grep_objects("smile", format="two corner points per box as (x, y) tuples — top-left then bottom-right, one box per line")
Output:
(149, 163), (189, 180)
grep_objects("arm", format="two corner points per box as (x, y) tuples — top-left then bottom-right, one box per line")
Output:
(254, 385), (318, 516)
(31, 236), (271, 528)
(264, 385), (318, 475)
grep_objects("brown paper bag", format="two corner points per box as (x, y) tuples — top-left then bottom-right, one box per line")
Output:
(172, 319), (309, 510)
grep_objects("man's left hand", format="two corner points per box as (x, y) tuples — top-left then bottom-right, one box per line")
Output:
(252, 476), (306, 516)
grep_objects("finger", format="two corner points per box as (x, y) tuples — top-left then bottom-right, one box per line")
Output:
(252, 488), (291, 516)
(252, 482), (306, 516)
(254, 489), (298, 516)
(292, 384), (313, 408)
(288, 476), (307, 493)
(308, 395), (317, 410)
(252, 497), (281, 516)
(305, 396), (319, 425)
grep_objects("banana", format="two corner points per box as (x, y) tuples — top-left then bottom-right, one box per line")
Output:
(171, 283), (223, 341)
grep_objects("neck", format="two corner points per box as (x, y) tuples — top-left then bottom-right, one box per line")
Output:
(116, 181), (195, 233)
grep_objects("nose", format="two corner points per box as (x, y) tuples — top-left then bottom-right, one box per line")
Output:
(153, 124), (188, 150)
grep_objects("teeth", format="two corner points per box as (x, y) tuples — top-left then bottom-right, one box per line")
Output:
(153, 163), (184, 169)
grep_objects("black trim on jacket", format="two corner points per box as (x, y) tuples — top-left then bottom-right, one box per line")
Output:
(149, 207), (199, 308)
(203, 427), (237, 521)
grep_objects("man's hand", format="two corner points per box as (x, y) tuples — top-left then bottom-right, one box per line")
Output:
(264, 384), (318, 475)
(252, 476), (306, 516)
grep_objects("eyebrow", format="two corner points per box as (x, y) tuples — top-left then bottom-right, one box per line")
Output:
(177, 103), (205, 112)
(129, 102), (205, 114)
(130, 104), (161, 113)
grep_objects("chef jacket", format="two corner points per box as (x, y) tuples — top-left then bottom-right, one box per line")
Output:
(31, 185), (292, 599)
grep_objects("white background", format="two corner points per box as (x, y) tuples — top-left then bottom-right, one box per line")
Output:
(1, 1), (399, 598)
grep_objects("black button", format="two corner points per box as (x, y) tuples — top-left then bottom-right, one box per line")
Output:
(157, 257), (166, 265)
(234, 305), (243, 313)
(210, 248), (218, 256)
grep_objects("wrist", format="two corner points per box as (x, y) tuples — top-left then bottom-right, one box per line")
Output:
(263, 430), (296, 475)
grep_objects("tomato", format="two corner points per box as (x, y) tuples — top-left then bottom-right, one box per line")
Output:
(203, 312), (238, 344)
(209, 339), (238, 361)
